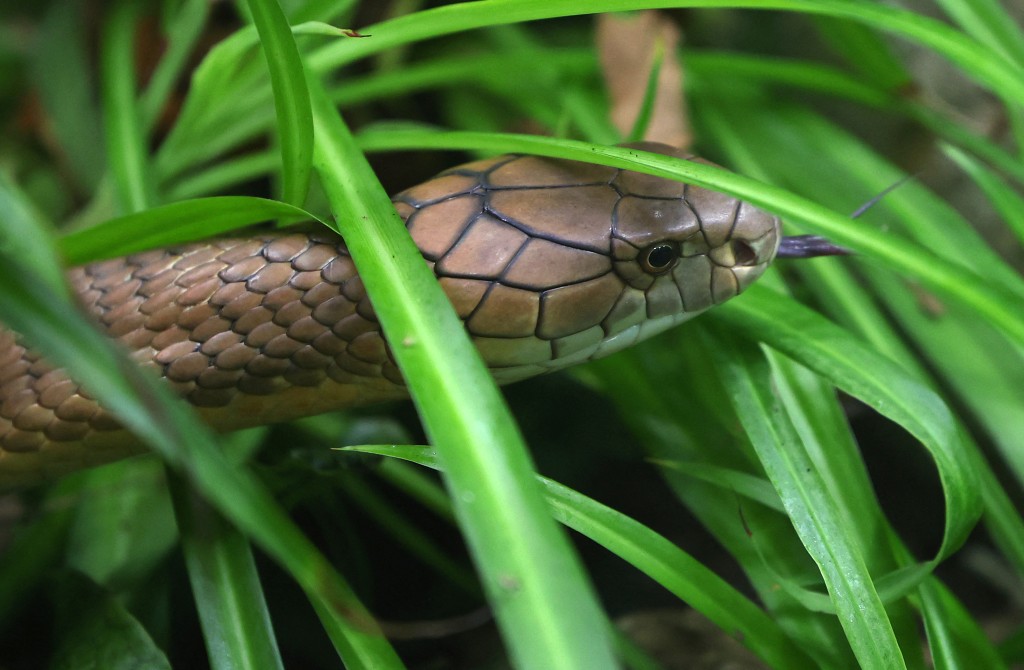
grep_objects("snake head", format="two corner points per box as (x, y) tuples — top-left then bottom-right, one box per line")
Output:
(393, 143), (781, 379)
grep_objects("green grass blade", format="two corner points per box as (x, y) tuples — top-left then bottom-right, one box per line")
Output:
(307, 1), (1024, 108)
(705, 325), (905, 670)
(919, 577), (1009, 670)
(933, 0), (1024, 69)
(168, 474), (285, 670)
(714, 288), (982, 560)
(0, 171), (67, 297)
(625, 40), (664, 143)
(101, 1), (157, 213)
(307, 72), (618, 670)
(31, 1), (106, 192)
(58, 196), (319, 264)
(164, 152), (280, 200)
(246, 0), (312, 206)
(139, 0), (210, 132)
(943, 142), (1024, 245)
(338, 471), (478, 594)
(811, 14), (910, 90)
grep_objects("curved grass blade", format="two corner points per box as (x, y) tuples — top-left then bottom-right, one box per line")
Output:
(307, 1), (1024, 109)
(705, 324), (905, 670)
(713, 287), (981, 560)
(59, 196), (320, 265)
(139, 0), (210, 132)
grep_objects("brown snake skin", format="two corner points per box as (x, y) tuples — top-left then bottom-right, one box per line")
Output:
(0, 143), (780, 488)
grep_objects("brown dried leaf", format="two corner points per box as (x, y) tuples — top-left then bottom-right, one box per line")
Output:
(596, 11), (691, 149)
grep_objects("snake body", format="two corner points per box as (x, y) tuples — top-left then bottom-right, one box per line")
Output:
(0, 143), (780, 488)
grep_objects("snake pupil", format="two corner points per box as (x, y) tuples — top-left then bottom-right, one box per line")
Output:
(641, 243), (678, 274)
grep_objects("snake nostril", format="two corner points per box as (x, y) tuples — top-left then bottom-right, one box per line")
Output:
(731, 240), (757, 266)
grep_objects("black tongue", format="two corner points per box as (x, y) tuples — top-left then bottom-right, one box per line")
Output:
(777, 235), (851, 258)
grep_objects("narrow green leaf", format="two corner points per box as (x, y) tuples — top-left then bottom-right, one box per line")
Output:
(31, 1), (106, 191)
(714, 287), (982, 559)
(140, 0), (210, 131)
(101, 1), (157, 213)
(307, 74), (618, 669)
(59, 196), (319, 264)
(246, 0), (313, 206)
(706, 325), (905, 670)
(169, 473), (285, 670)
(943, 143), (1024, 244)
(0, 171), (67, 297)
(625, 39), (664, 143)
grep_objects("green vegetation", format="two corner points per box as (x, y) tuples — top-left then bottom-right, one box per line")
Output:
(0, 1), (1022, 668)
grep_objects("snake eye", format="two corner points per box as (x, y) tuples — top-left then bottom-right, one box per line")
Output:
(731, 240), (757, 266)
(639, 243), (679, 275)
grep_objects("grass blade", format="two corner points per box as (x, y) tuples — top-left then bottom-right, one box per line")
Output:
(169, 473), (285, 670)
(246, 0), (312, 206)
(101, 1), (157, 213)
(706, 325), (904, 669)
(714, 288), (982, 559)
(307, 71), (618, 670)
(59, 196), (319, 264)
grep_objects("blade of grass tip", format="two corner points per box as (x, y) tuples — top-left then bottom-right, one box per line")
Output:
(306, 74), (618, 669)
(167, 473), (286, 670)
(0, 206), (404, 668)
(246, 0), (312, 207)
(101, 0), (158, 213)
(704, 324), (905, 670)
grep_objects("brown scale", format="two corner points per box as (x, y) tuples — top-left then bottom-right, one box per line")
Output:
(0, 142), (781, 488)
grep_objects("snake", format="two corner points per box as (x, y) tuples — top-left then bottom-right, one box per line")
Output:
(0, 142), (840, 489)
